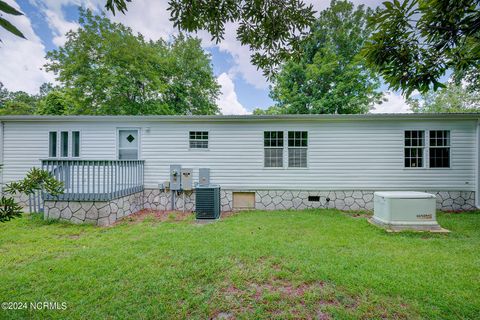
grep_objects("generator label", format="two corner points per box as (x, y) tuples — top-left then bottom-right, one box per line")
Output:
(416, 214), (433, 220)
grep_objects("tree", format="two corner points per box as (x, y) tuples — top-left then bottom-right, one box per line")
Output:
(167, 0), (315, 78)
(363, 0), (480, 95)
(268, 0), (382, 115)
(45, 9), (220, 115)
(36, 90), (72, 115)
(408, 83), (480, 113)
(0, 84), (39, 115)
(0, 0), (25, 41)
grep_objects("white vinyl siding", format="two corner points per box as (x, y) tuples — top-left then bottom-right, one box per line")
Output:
(0, 119), (476, 192)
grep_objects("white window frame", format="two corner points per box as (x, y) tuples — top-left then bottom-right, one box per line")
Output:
(117, 128), (140, 160)
(404, 130), (426, 168)
(188, 131), (209, 150)
(403, 130), (452, 169)
(429, 130), (451, 169)
(48, 130), (81, 159)
(263, 131), (284, 168)
(287, 131), (308, 168)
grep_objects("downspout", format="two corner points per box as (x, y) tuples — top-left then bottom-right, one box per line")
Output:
(0, 121), (4, 194)
(476, 120), (480, 208)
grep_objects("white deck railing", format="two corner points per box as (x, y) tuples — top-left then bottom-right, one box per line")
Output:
(41, 159), (145, 201)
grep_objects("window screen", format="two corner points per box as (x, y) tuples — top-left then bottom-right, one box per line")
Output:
(288, 131), (307, 167)
(404, 130), (425, 168)
(189, 131), (208, 149)
(49, 131), (57, 157)
(118, 129), (139, 159)
(429, 130), (450, 168)
(72, 131), (80, 157)
(264, 131), (283, 167)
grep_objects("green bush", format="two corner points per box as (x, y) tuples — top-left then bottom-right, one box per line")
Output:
(0, 196), (23, 222)
(1, 167), (64, 223)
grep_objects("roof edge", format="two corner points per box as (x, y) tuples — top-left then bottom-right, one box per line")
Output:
(0, 113), (478, 122)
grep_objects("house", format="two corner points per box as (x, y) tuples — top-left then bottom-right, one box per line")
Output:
(0, 114), (478, 225)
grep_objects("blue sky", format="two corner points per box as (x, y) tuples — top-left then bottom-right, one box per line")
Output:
(0, 0), (411, 114)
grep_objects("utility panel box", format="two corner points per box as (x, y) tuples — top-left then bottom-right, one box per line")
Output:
(199, 168), (210, 186)
(372, 191), (443, 231)
(170, 165), (182, 191)
(181, 168), (193, 191)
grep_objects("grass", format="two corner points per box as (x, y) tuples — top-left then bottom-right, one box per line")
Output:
(0, 209), (479, 319)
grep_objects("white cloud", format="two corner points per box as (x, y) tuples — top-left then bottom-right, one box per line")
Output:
(44, 8), (79, 46)
(0, 0), (54, 93)
(216, 73), (249, 115)
(370, 92), (412, 113)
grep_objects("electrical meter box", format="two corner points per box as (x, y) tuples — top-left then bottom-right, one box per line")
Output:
(199, 168), (210, 186)
(170, 165), (182, 191)
(181, 168), (193, 191)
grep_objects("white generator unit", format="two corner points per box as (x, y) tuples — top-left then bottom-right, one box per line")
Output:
(372, 191), (445, 231)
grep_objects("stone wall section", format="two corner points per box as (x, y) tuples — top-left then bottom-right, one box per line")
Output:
(39, 189), (478, 226)
(44, 191), (143, 226)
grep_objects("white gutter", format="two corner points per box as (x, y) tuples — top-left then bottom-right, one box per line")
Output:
(0, 113), (479, 122)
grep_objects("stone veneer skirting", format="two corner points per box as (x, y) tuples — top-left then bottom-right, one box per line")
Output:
(142, 189), (476, 212)
(43, 191), (143, 226)
(20, 188), (478, 226)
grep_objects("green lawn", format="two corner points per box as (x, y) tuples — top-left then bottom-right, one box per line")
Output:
(0, 210), (479, 319)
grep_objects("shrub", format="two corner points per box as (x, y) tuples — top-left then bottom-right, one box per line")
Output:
(0, 196), (23, 222)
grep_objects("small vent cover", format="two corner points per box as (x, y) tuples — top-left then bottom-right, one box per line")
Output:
(308, 196), (320, 202)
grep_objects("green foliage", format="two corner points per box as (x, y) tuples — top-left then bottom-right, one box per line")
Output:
(0, 0), (25, 41)
(36, 90), (72, 115)
(4, 167), (64, 196)
(45, 9), (220, 115)
(269, 0), (382, 114)
(0, 196), (23, 223)
(168, 0), (315, 78)
(0, 82), (40, 115)
(408, 83), (480, 113)
(104, 0), (131, 15)
(0, 100), (36, 115)
(252, 105), (284, 115)
(363, 0), (480, 95)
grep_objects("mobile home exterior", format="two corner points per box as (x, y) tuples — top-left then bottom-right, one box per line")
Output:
(0, 114), (478, 224)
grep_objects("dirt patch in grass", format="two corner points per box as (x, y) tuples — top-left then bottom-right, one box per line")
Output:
(343, 211), (372, 219)
(117, 209), (239, 225)
(118, 209), (193, 224)
(210, 258), (414, 319)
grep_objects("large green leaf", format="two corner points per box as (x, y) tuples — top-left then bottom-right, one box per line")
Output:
(0, 0), (23, 16)
(0, 16), (26, 39)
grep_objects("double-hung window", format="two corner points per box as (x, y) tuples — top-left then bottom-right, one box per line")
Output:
(288, 131), (308, 168)
(404, 130), (451, 168)
(429, 130), (450, 168)
(189, 131), (208, 149)
(48, 130), (80, 158)
(404, 130), (425, 168)
(264, 131), (283, 167)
